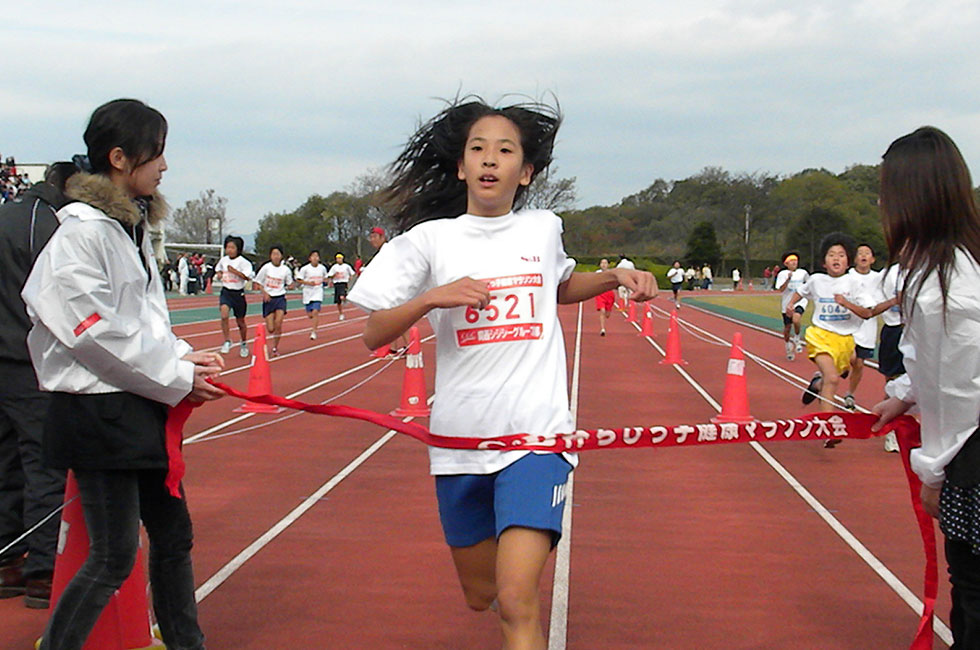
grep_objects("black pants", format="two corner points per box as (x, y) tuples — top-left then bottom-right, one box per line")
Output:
(0, 360), (65, 577)
(39, 469), (204, 650)
(947, 537), (980, 648)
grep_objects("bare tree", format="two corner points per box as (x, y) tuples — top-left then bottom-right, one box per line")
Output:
(166, 189), (230, 244)
(521, 170), (578, 212)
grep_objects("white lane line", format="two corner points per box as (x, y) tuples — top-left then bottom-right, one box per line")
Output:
(217, 333), (362, 377)
(548, 303), (583, 650)
(175, 314), (367, 341)
(194, 397), (434, 604)
(624, 311), (952, 645)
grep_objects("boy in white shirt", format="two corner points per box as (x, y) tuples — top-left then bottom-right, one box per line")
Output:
(296, 250), (327, 339)
(786, 233), (873, 446)
(774, 251), (809, 360)
(214, 235), (253, 357)
(326, 253), (355, 321)
(666, 260), (685, 308)
(253, 245), (293, 356)
(844, 243), (881, 410)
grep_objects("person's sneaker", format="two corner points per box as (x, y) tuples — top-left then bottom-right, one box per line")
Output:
(310, 331), (317, 340)
(239, 343), (249, 358)
(271, 347), (278, 357)
(0, 555), (26, 598)
(339, 314), (345, 321)
(843, 394), (856, 411)
(785, 341), (795, 361)
(802, 373), (822, 405)
(823, 438), (842, 449)
(600, 329), (606, 337)
(220, 340), (232, 354)
(24, 572), (52, 609)
(883, 431), (900, 453)
(795, 337), (804, 354)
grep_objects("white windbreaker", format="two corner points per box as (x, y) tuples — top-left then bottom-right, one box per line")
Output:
(21, 173), (194, 407)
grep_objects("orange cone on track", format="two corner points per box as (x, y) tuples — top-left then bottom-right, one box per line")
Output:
(712, 332), (754, 423)
(627, 300), (637, 323)
(392, 327), (430, 417)
(204, 276), (213, 294)
(41, 472), (163, 650)
(234, 324), (284, 414)
(659, 309), (687, 365)
(638, 307), (654, 337)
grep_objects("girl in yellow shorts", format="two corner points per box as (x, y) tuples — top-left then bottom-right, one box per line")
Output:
(786, 232), (873, 446)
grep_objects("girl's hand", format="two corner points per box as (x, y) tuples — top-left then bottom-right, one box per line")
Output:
(920, 484), (940, 519)
(834, 293), (847, 305)
(182, 351), (225, 370)
(870, 396), (912, 432)
(614, 269), (657, 302)
(425, 277), (491, 310)
(262, 292), (271, 303)
(189, 366), (226, 402)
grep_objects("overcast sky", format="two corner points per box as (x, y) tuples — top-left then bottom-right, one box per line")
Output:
(4, 1), (979, 236)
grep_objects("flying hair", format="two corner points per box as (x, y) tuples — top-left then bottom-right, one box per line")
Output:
(382, 94), (562, 232)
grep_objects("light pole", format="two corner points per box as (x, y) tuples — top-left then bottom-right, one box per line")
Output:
(743, 203), (751, 289)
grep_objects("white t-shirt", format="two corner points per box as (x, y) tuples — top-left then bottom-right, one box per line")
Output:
(214, 255), (254, 291)
(254, 262), (293, 297)
(667, 267), (685, 284)
(616, 258), (635, 271)
(848, 267), (882, 348)
(796, 273), (872, 336)
(777, 268), (810, 312)
(348, 209), (577, 476)
(296, 263), (327, 304)
(732, 269), (741, 282)
(879, 264), (904, 327)
(328, 263), (354, 284)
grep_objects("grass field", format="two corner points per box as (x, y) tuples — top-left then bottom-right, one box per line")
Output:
(682, 292), (813, 331)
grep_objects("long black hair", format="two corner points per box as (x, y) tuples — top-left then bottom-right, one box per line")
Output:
(383, 95), (561, 232)
(84, 99), (167, 175)
(879, 126), (980, 316)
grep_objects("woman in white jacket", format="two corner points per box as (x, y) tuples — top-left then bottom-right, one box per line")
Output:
(872, 126), (980, 646)
(23, 99), (225, 650)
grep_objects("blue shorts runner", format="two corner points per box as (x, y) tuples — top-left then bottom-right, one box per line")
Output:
(333, 281), (348, 304)
(262, 294), (287, 317)
(855, 344), (875, 360)
(219, 287), (247, 319)
(304, 300), (321, 313)
(435, 452), (573, 548)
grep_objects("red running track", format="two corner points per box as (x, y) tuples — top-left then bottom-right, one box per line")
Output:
(2, 296), (949, 648)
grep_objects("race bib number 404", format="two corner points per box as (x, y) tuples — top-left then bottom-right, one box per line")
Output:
(456, 274), (543, 347)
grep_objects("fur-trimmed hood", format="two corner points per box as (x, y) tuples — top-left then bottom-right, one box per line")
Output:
(64, 172), (168, 228)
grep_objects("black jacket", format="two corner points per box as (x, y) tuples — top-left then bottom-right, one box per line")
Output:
(0, 183), (66, 363)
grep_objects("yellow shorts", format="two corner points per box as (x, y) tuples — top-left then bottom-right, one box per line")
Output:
(805, 327), (855, 375)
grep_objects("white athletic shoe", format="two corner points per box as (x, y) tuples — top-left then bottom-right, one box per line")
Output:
(339, 314), (345, 321)
(310, 331), (317, 340)
(785, 341), (795, 361)
(795, 337), (804, 354)
(220, 340), (232, 354)
(883, 431), (900, 453)
(239, 343), (249, 358)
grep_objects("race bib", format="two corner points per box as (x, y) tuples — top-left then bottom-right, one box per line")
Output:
(814, 297), (854, 323)
(455, 274), (543, 347)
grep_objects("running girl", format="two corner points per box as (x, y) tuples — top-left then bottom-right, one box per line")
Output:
(22, 98), (225, 649)
(326, 253), (354, 321)
(775, 251), (809, 360)
(296, 249), (327, 339)
(254, 244), (293, 356)
(214, 234), (253, 358)
(785, 232), (873, 446)
(871, 126), (980, 646)
(844, 243), (880, 410)
(348, 96), (655, 649)
(594, 258), (615, 336)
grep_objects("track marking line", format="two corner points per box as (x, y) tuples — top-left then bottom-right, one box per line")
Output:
(194, 397), (435, 604)
(173, 313), (367, 341)
(548, 302), (582, 650)
(624, 309), (952, 645)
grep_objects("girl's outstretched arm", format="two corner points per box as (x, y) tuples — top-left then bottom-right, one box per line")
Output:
(557, 268), (657, 304)
(362, 277), (491, 350)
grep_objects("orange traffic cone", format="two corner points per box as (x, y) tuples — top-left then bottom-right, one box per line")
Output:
(41, 472), (163, 650)
(392, 327), (430, 417)
(204, 276), (213, 294)
(638, 307), (654, 337)
(627, 300), (637, 323)
(659, 309), (687, 365)
(712, 332), (754, 423)
(234, 324), (284, 414)
(371, 343), (391, 358)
